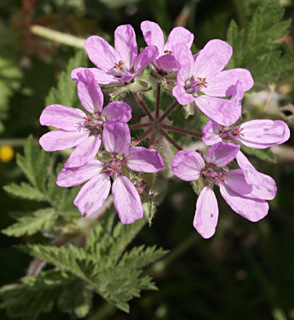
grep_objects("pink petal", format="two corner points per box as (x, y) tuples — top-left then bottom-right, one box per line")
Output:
(173, 43), (195, 79)
(112, 176), (143, 224)
(164, 27), (194, 52)
(115, 24), (138, 70)
(141, 20), (165, 54)
(236, 151), (277, 200)
(74, 174), (111, 217)
(239, 120), (291, 149)
(196, 95), (241, 126)
(202, 120), (222, 145)
(64, 135), (101, 169)
(124, 147), (164, 173)
(172, 83), (194, 105)
(202, 69), (254, 97)
(223, 169), (253, 196)
(194, 186), (219, 239)
(155, 54), (177, 72)
(102, 101), (132, 123)
(76, 69), (104, 113)
(103, 121), (131, 155)
(39, 130), (88, 151)
(220, 184), (269, 222)
(72, 68), (117, 85)
(205, 142), (240, 167)
(40, 105), (85, 131)
(194, 39), (232, 79)
(57, 160), (104, 187)
(84, 36), (120, 71)
(134, 45), (158, 72)
(171, 150), (205, 181)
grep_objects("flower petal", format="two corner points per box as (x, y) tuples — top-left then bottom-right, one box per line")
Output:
(194, 186), (219, 239)
(112, 176), (143, 224)
(64, 135), (101, 169)
(39, 130), (88, 151)
(223, 169), (253, 195)
(164, 27), (194, 52)
(171, 150), (205, 181)
(141, 20), (165, 54)
(239, 120), (291, 149)
(202, 120), (222, 145)
(125, 147), (164, 173)
(76, 69), (104, 113)
(220, 184), (269, 222)
(173, 43), (194, 79)
(205, 142), (240, 167)
(202, 69), (254, 97)
(84, 36), (120, 71)
(74, 174), (111, 217)
(196, 95), (241, 126)
(57, 160), (104, 187)
(236, 151), (277, 200)
(115, 24), (138, 70)
(134, 45), (158, 72)
(155, 54), (177, 72)
(103, 121), (131, 155)
(40, 105), (85, 131)
(102, 101), (132, 123)
(72, 68), (117, 85)
(194, 39), (233, 79)
(172, 83), (194, 105)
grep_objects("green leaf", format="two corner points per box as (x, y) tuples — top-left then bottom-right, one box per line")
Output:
(45, 50), (87, 107)
(16, 135), (50, 192)
(2, 208), (58, 237)
(241, 145), (277, 163)
(3, 182), (45, 201)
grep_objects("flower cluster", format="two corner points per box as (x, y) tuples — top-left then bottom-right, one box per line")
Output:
(39, 21), (290, 237)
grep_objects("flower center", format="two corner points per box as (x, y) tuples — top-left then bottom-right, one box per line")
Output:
(104, 158), (122, 178)
(83, 113), (104, 133)
(202, 168), (225, 186)
(220, 126), (243, 141)
(184, 77), (208, 95)
(113, 60), (125, 70)
(164, 49), (172, 55)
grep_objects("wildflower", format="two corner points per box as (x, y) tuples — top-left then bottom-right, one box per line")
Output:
(171, 142), (270, 238)
(0, 145), (14, 162)
(57, 121), (164, 224)
(141, 20), (194, 74)
(71, 24), (158, 85)
(172, 41), (254, 125)
(39, 70), (132, 168)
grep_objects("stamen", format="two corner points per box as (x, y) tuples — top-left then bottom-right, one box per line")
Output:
(113, 60), (125, 70)
(164, 49), (172, 55)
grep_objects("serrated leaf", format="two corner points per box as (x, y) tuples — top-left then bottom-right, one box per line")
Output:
(241, 145), (277, 163)
(3, 182), (45, 201)
(45, 50), (87, 107)
(16, 135), (50, 192)
(2, 208), (58, 237)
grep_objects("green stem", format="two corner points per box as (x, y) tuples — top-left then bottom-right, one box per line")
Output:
(0, 138), (28, 146)
(30, 25), (85, 49)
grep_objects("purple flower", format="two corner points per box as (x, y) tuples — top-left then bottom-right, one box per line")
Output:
(56, 121), (164, 224)
(172, 41), (254, 126)
(39, 70), (132, 168)
(141, 20), (194, 74)
(171, 142), (270, 239)
(71, 24), (158, 85)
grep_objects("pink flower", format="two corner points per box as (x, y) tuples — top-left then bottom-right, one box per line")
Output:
(141, 20), (194, 74)
(56, 121), (164, 224)
(172, 41), (254, 126)
(39, 70), (132, 168)
(71, 24), (158, 85)
(171, 142), (271, 239)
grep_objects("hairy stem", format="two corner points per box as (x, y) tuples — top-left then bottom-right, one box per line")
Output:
(160, 124), (203, 138)
(156, 83), (161, 119)
(133, 127), (154, 145)
(158, 101), (179, 122)
(158, 129), (182, 150)
(134, 92), (154, 121)
(129, 123), (153, 130)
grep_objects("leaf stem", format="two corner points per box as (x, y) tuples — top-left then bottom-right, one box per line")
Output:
(156, 83), (161, 119)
